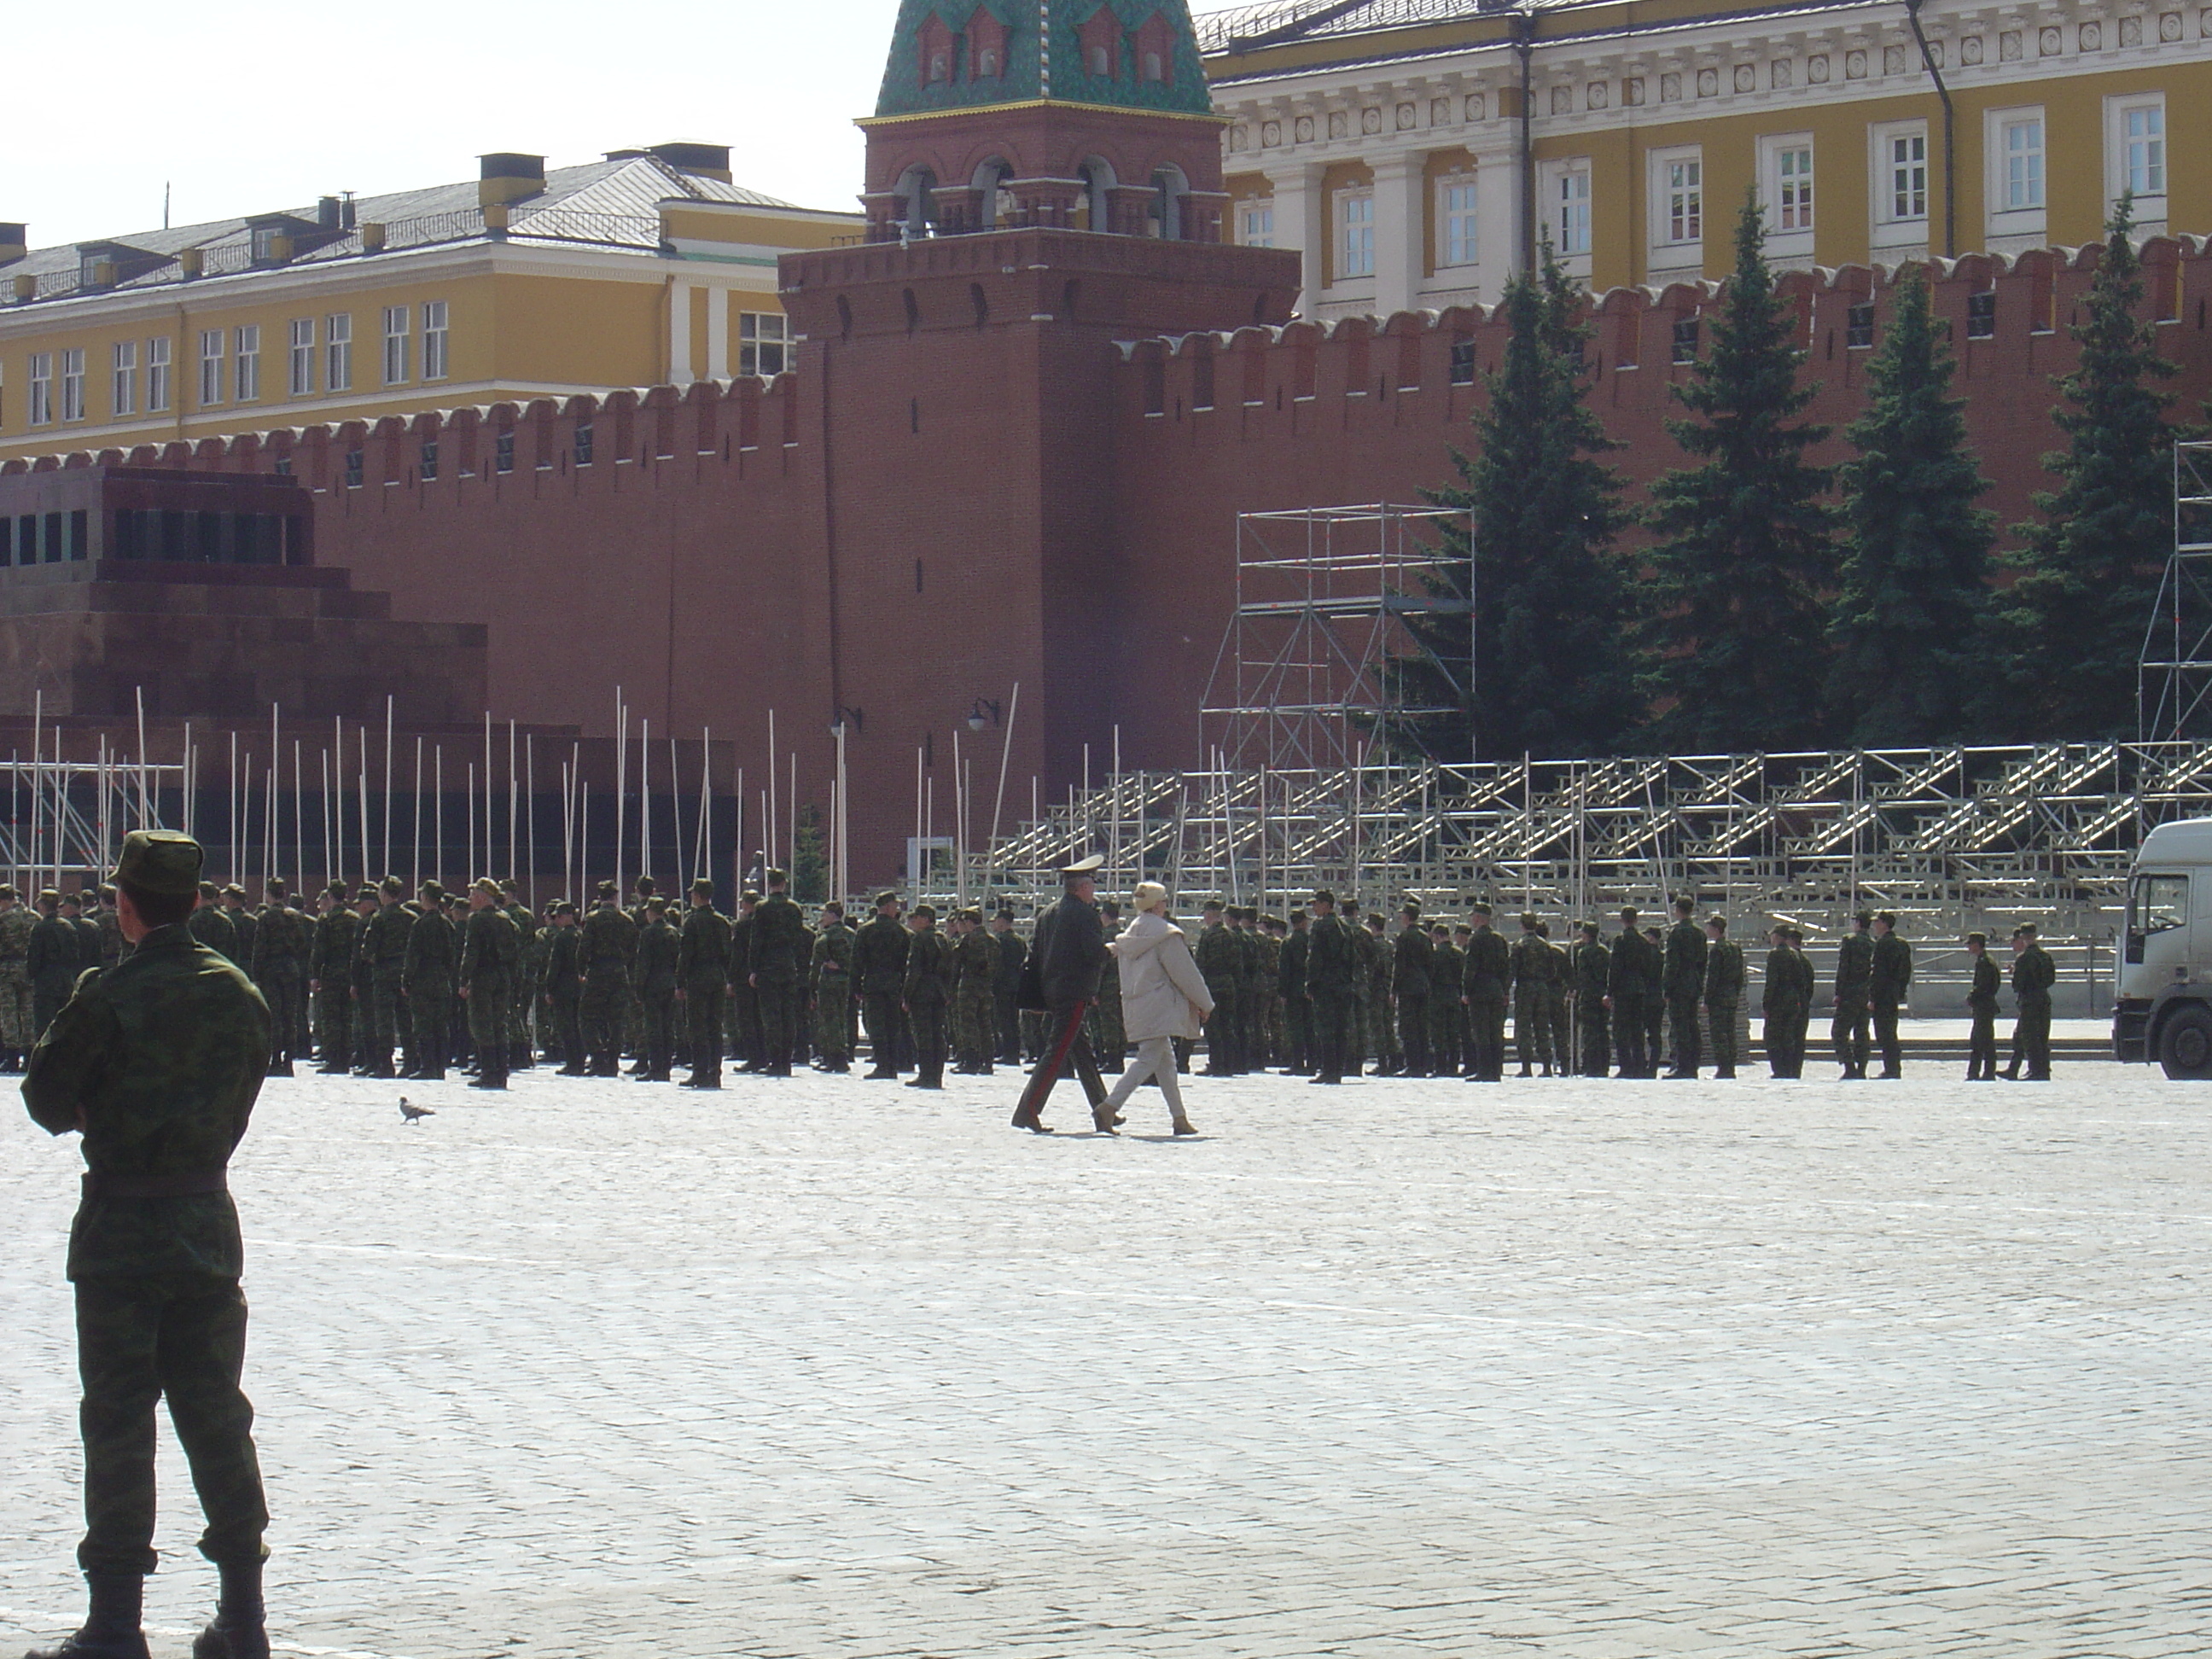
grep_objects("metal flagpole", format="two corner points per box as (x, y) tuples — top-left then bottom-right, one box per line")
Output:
(467, 764), (476, 882)
(789, 750), (797, 890)
(434, 746), (445, 888)
(294, 738), (305, 892)
(333, 717), (343, 878)
(766, 709), (777, 873)
(181, 720), (193, 836)
(357, 725), (370, 882)
(507, 717), (518, 882)
(229, 730), (239, 883)
(669, 731), (682, 891)
(614, 690), (626, 901)
(952, 726), (965, 905)
(383, 696), (394, 877)
(989, 682), (1019, 862)
(135, 685), (149, 826)
(570, 739), (581, 893)
(412, 736), (424, 893)
(640, 716), (652, 886)
(482, 711), (493, 877)
(320, 748), (333, 887)
(527, 733), (538, 906)
(579, 776), (590, 895)
(561, 758), (573, 899)
(696, 727), (713, 888)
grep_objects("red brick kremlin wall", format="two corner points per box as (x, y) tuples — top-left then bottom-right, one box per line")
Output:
(6, 236), (2209, 879)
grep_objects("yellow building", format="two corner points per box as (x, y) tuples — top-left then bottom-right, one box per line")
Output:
(1198, 0), (2209, 316)
(0, 145), (860, 463)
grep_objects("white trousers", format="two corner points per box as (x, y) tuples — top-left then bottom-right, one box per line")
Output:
(1102, 1035), (1188, 1124)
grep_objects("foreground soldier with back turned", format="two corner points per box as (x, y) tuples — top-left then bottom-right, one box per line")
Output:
(23, 830), (275, 1659)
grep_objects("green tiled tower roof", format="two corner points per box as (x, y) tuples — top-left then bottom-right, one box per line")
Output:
(875, 0), (1214, 119)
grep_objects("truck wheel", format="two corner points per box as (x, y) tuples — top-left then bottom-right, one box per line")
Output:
(2158, 1005), (2212, 1080)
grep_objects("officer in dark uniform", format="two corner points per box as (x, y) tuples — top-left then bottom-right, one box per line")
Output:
(248, 881), (309, 1077)
(458, 876), (520, 1090)
(1832, 911), (1875, 1080)
(1303, 889), (1356, 1086)
(1964, 931), (2000, 1080)
(1662, 896), (1708, 1079)
(1868, 911), (1913, 1078)
(1703, 915), (1744, 1078)
(307, 882), (357, 1073)
(1459, 902), (1509, 1082)
(634, 899), (680, 1081)
(675, 879), (731, 1088)
(1569, 920), (1610, 1078)
(23, 830), (274, 1659)
(1278, 909), (1313, 1075)
(1605, 908), (1653, 1079)
(1393, 902), (1433, 1077)
(542, 902), (585, 1074)
(2005, 923), (2056, 1080)
(1427, 922), (1463, 1077)
(1011, 854), (1110, 1131)
(747, 869), (810, 1077)
(854, 892), (911, 1078)
(990, 910), (1026, 1066)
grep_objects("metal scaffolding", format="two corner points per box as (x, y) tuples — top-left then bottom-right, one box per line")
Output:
(1199, 504), (1468, 772)
(2141, 440), (2212, 742)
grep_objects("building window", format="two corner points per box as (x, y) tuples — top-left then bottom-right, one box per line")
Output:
(1556, 167), (1592, 255)
(1143, 49), (1163, 80)
(422, 300), (449, 380)
(495, 431), (515, 474)
(28, 354), (52, 425)
(419, 440), (439, 481)
(234, 325), (260, 402)
(1846, 303), (1876, 348)
(199, 329), (225, 405)
(574, 424), (595, 466)
(2112, 96), (2167, 203)
(1439, 177), (1478, 267)
(1886, 129), (1928, 221)
(738, 311), (789, 377)
(1239, 201), (1274, 247)
(327, 313), (352, 391)
(2002, 117), (2045, 210)
(59, 348), (84, 422)
(111, 341), (137, 417)
(1671, 320), (1700, 364)
(381, 306), (410, 385)
(1663, 155), (1701, 243)
(289, 318), (315, 396)
(1338, 189), (1375, 279)
(1448, 338), (1476, 384)
(1090, 45), (1108, 73)
(251, 225), (285, 263)
(1966, 291), (1996, 338)
(1776, 143), (1814, 231)
(343, 449), (363, 488)
(147, 336), (170, 412)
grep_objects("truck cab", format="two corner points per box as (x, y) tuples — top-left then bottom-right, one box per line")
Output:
(2114, 817), (2212, 1076)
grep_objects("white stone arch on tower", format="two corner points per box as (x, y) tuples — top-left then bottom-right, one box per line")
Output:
(894, 164), (939, 236)
(1150, 163), (1190, 239)
(1077, 156), (1117, 233)
(971, 157), (1016, 228)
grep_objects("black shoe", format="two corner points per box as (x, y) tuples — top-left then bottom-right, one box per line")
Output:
(469, 1074), (508, 1091)
(192, 1616), (271, 1659)
(1309, 1074), (1341, 1086)
(26, 1633), (150, 1659)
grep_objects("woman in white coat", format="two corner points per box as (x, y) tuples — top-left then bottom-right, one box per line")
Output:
(1097, 882), (1214, 1136)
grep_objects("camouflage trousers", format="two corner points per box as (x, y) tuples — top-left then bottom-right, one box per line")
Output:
(409, 981), (455, 1075)
(862, 989), (906, 1073)
(259, 975), (304, 1068)
(683, 981), (725, 1082)
(466, 975), (510, 1076)
(312, 983), (352, 1068)
(1513, 987), (1553, 1070)
(813, 981), (854, 1067)
(1545, 987), (1572, 1074)
(730, 985), (763, 1067)
(907, 997), (948, 1085)
(580, 973), (630, 1073)
(754, 978), (800, 1072)
(74, 1273), (267, 1575)
(639, 987), (677, 1078)
(1366, 994), (1400, 1071)
(955, 982), (997, 1072)
(0, 963), (33, 1050)
(368, 967), (407, 1072)
(1282, 994), (1313, 1072)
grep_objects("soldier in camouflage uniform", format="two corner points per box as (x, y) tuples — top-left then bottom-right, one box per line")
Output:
(349, 879), (406, 1078)
(307, 883), (356, 1072)
(542, 902), (585, 1075)
(30, 888), (82, 1043)
(726, 891), (762, 1073)
(810, 901), (857, 1073)
(22, 830), (273, 1659)
(952, 907), (999, 1074)
(218, 888), (258, 978)
(578, 880), (637, 1078)
(1341, 900), (1378, 1076)
(1540, 922), (1572, 1076)
(900, 905), (953, 1090)
(1258, 915), (1287, 1069)
(94, 887), (126, 970)
(346, 890), (376, 1068)
(1393, 903), (1434, 1077)
(1238, 909), (1272, 1071)
(0, 884), (38, 1069)
(187, 882), (238, 963)
(674, 879), (730, 1088)
(400, 881), (457, 1080)
(746, 870), (809, 1078)
(634, 899), (680, 1081)
(458, 877), (519, 1090)
(249, 879), (309, 1077)
(1508, 913), (1556, 1077)
(1569, 920), (1611, 1078)
(1363, 910), (1400, 1074)
(1086, 900), (1126, 1074)
(1426, 923), (1462, 1077)
(1194, 901), (1240, 1074)
(991, 911), (1026, 1065)
(854, 892), (910, 1078)
(500, 881), (539, 1069)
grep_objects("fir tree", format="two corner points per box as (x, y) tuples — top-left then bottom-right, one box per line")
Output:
(1997, 198), (2180, 738)
(1388, 247), (1633, 761)
(1633, 195), (1834, 752)
(1826, 268), (1996, 744)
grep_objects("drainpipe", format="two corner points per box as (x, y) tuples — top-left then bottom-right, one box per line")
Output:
(1905, 0), (1956, 259)
(1516, 8), (1537, 276)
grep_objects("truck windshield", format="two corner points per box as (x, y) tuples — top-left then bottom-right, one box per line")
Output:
(2127, 872), (2188, 963)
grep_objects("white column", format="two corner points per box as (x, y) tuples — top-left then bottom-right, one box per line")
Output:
(1266, 163), (1328, 318)
(1371, 153), (1428, 318)
(670, 282), (695, 386)
(705, 289), (731, 381)
(1473, 148), (1522, 307)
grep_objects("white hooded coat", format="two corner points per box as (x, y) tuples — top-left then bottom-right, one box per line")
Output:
(1109, 911), (1216, 1042)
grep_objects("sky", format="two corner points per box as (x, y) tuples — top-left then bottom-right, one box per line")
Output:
(7, 0), (914, 249)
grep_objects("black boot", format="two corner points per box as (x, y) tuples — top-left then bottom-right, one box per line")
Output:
(191, 1558), (269, 1659)
(27, 1569), (148, 1659)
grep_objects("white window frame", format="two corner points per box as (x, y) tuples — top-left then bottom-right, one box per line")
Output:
(326, 313), (352, 392)
(147, 336), (170, 413)
(2107, 93), (2168, 224)
(1336, 188), (1376, 281)
(1870, 119), (1930, 250)
(381, 305), (410, 386)
(738, 311), (789, 378)
(1537, 158), (1593, 278)
(27, 353), (52, 426)
(111, 340), (137, 417)
(288, 318), (315, 397)
(1437, 174), (1479, 268)
(1981, 106), (2047, 249)
(59, 348), (84, 422)
(422, 300), (449, 381)
(199, 329), (225, 406)
(1648, 145), (1703, 269)
(1238, 200), (1275, 247)
(234, 324), (259, 403)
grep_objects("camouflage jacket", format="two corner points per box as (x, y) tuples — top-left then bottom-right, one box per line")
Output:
(579, 903), (637, 978)
(902, 928), (954, 1006)
(635, 917), (680, 996)
(309, 906), (358, 983)
(812, 921), (858, 992)
(675, 905), (732, 987)
(458, 905), (520, 986)
(253, 903), (311, 982)
(0, 904), (35, 968)
(747, 893), (810, 983)
(23, 922), (271, 1279)
(30, 915), (81, 995)
(402, 905), (457, 990)
(542, 925), (582, 999)
(187, 905), (238, 964)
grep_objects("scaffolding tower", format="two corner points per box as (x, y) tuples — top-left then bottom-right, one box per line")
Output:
(1199, 504), (1468, 772)
(2141, 440), (2212, 742)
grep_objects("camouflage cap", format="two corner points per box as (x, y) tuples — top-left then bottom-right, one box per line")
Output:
(911, 903), (936, 920)
(690, 876), (715, 895)
(419, 879), (445, 900)
(471, 876), (501, 898)
(960, 906), (983, 923)
(326, 880), (352, 900)
(265, 877), (287, 899)
(222, 883), (247, 901)
(198, 881), (221, 900)
(765, 867), (789, 886)
(114, 830), (206, 896)
(596, 879), (618, 899)
(875, 890), (899, 908)
(37, 888), (61, 905)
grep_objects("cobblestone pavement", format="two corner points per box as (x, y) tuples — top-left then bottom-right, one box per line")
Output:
(3, 1055), (2206, 1658)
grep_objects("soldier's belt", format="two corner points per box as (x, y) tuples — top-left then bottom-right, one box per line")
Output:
(84, 1168), (228, 1200)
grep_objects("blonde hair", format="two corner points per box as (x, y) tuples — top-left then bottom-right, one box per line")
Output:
(1132, 881), (1169, 914)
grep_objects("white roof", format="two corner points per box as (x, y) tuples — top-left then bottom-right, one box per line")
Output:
(2137, 818), (2212, 864)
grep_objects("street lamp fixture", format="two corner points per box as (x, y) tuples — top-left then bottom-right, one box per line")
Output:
(830, 705), (864, 736)
(966, 697), (1001, 733)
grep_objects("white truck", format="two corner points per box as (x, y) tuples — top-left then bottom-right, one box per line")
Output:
(2115, 817), (2212, 1076)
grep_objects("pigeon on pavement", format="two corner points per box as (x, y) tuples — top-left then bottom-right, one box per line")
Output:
(399, 1097), (435, 1125)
